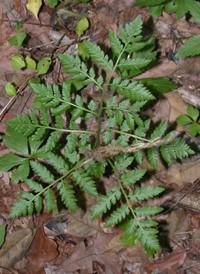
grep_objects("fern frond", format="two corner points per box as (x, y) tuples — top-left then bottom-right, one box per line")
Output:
(11, 161), (30, 183)
(134, 150), (143, 165)
(34, 195), (43, 213)
(43, 131), (60, 151)
(0, 154), (26, 172)
(109, 30), (123, 57)
(7, 114), (35, 137)
(105, 204), (130, 227)
(25, 179), (44, 192)
(150, 121), (168, 140)
(111, 78), (155, 101)
(135, 227), (161, 257)
(160, 137), (194, 164)
(30, 161), (54, 182)
(118, 58), (152, 70)
(58, 54), (86, 75)
(114, 154), (134, 171)
(176, 35), (200, 57)
(47, 152), (68, 173)
(135, 206), (163, 217)
(83, 41), (113, 72)
(57, 180), (77, 212)
(44, 188), (57, 213)
(9, 199), (30, 218)
(135, 0), (166, 6)
(129, 186), (164, 202)
(187, 0), (200, 22)
(147, 147), (159, 169)
(125, 15), (143, 37)
(140, 220), (158, 228)
(91, 187), (121, 219)
(71, 169), (98, 196)
(84, 160), (105, 178)
(122, 169), (146, 186)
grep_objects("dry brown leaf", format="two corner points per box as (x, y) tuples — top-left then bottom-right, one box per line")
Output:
(107, 234), (126, 253)
(166, 210), (190, 248)
(164, 92), (188, 122)
(0, 228), (35, 269)
(59, 232), (121, 273)
(166, 159), (200, 186)
(66, 210), (99, 238)
(25, 226), (58, 274)
(146, 247), (186, 272)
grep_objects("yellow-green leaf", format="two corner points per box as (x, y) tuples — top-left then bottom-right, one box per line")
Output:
(11, 54), (26, 70)
(26, 0), (42, 18)
(25, 55), (36, 69)
(37, 57), (52, 75)
(76, 17), (89, 37)
(5, 82), (17, 96)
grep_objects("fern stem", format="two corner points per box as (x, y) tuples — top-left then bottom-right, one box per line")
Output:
(108, 159), (144, 230)
(30, 124), (96, 135)
(59, 99), (97, 115)
(96, 40), (131, 146)
(108, 128), (150, 142)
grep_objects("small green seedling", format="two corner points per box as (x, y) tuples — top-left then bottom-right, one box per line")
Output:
(8, 32), (27, 47)
(5, 82), (17, 96)
(25, 56), (37, 70)
(37, 57), (52, 75)
(11, 54), (26, 70)
(76, 17), (89, 37)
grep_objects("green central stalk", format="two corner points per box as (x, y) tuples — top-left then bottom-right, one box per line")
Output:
(95, 42), (130, 146)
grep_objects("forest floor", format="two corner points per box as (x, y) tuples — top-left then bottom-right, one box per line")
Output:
(0, 0), (200, 273)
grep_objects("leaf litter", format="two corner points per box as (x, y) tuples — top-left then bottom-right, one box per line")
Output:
(0, 0), (200, 273)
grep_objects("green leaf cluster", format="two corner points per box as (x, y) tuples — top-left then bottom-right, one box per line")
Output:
(0, 16), (195, 257)
(135, 0), (200, 20)
(177, 105), (200, 136)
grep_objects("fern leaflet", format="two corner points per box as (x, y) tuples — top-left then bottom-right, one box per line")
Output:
(71, 169), (98, 196)
(91, 187), (121, 219)
(105, 204), (130, 227)
(57, 180), (77, 212)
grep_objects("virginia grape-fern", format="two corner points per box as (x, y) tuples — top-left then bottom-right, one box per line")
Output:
(0, 15), (194, 257)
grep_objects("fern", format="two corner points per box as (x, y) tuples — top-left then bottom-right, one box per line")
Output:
(91, 187), (121, 219)
(71, 169), (98, 196)
(121, 169), (146, 186)
(135, 0), (200, 20)
(0, 16), (196, 257)
(57, 180), (77, 212)
(160, 137), (194, 164)
(176, 35), (200, 58)
(105, 204), (130, 227)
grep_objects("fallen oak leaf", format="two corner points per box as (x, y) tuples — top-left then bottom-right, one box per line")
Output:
(25, 226), (58, 274)
(59, 232), (122, 274)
